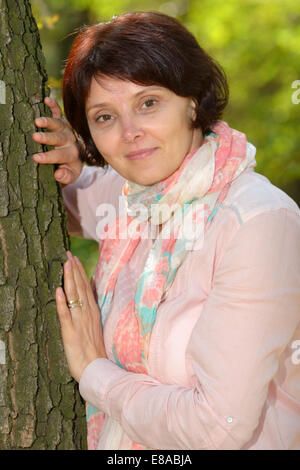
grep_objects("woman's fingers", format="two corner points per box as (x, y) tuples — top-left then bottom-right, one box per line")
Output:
(32, 146), (83, 184)
(63, 260), (83, 313)
(31, 97), (83, 186)
(70, 252), (91, 290)
(54, 166), (76, 185)
(66, 252), (92, 311)
(32, 99), (76, 148)
(65, 251), (100, 320)
(32, 129), (73, 148)
(44, 96), (63, 119)
(33, 146), (72, 164)
(56, 252), (107, 381)
(33, 141), (80, 162)
(72, 254), (98, 311)
(63, 255), (90, 315)
(34, 115), (67, 132)
(55, 287), (72, 327)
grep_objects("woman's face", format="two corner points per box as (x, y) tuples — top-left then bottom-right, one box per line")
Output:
(85, 76), (203, 185)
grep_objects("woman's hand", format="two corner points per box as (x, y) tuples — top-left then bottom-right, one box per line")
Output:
(55, 251), (107, 383)
(32, 97), (84, 185)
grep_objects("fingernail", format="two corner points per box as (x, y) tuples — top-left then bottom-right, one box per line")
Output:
(36, 117), (46, 125)
(66, 251), (73, 260)
(74, 256), (80, 265)
(57, 287), (64, 298)
(65, 260), (72, 271)
(33, 154), (43, 160)
(33, 132), (44, 140)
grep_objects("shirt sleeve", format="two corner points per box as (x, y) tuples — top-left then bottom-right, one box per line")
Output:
(62, 165), (126, 241)
(79, 208), (300, 450)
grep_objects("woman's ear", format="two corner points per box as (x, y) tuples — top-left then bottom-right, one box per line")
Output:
(188, 99), (197, 125)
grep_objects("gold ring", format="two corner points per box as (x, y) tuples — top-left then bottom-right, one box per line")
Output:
(67, 299), (83, 309)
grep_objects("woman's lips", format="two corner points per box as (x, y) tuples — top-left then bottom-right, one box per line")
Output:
(125, 147), (158, 160)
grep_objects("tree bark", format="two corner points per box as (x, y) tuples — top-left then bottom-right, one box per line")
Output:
(0, 0), (87, 449)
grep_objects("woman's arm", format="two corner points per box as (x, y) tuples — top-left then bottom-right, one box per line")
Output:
(79, 208), (300, 449)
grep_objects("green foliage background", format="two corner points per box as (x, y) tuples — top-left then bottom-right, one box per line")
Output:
(31, 0), (300, 277)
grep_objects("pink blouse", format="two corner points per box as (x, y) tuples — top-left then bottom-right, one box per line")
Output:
(62, 165), (300, 450)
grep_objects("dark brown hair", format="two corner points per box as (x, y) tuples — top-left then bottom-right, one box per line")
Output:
(63, 11), (229, 167)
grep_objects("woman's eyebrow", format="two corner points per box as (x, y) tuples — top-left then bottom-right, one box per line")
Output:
(86, 86), (163, 113)
(86, 102), (110, 113)
(133, 85), (162, 97)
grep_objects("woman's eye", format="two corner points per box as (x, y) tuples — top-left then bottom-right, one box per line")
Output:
(142, 99), (157, 109)
(96, 114), (112, 123)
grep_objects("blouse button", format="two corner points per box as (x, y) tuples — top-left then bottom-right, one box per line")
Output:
(226, 416), (233, 424)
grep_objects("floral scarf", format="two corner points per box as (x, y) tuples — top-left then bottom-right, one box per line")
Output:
(86, 120), (257, 449)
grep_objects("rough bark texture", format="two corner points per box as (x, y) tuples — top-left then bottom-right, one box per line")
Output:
(0, 0), (87, 449)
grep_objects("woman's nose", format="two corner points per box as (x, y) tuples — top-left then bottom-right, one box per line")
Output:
(120, 116), (144, 143)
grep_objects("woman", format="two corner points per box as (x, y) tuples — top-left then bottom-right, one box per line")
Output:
(32, 12), (300, 450)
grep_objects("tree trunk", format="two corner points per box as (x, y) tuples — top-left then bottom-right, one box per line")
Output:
(0, 0), (87, 449)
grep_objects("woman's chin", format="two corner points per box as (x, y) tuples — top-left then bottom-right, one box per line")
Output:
(129, 178), (159, 186)
(126, 172), (164, 186)
(125, 165), (181, 186)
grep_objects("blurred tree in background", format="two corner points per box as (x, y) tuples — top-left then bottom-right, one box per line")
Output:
(31, 0), (300, 276)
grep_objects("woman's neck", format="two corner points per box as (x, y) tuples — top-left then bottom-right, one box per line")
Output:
(190, 127), (204, 153)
